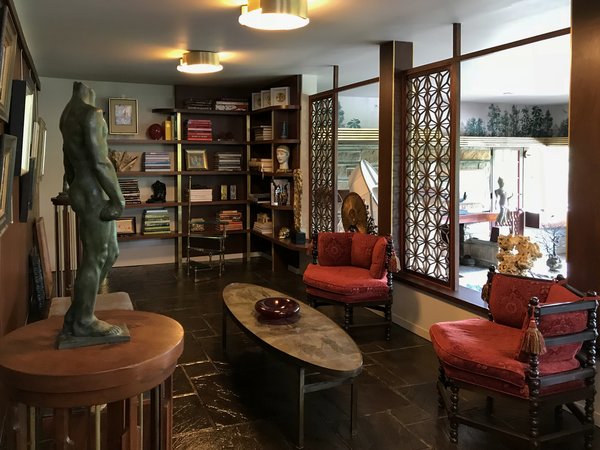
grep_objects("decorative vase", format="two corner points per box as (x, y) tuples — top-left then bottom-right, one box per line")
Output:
(147, 123), (163, 140)
(546, 255), (562, 272)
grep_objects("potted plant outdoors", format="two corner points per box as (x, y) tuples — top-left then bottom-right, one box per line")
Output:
(539, 221), (565, 271)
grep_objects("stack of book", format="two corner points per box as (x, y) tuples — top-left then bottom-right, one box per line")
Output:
(143, 152), (171, 171)
(218, 210), (244, 231)
(248, 158), (273, 172)
(252, 125), (272, 141)
(216, 153), (242, 171)
(142, 209), (171, 235)
(214, 99), (248, 112)
(253, 213), (272, 234)
(183, 98), (213, 110)
(186, 119), (212, 141)
(118, 178), (141, 205)
(188, 187), (212, 202)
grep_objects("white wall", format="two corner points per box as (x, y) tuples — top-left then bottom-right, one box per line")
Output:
(37, 77), (175, 270)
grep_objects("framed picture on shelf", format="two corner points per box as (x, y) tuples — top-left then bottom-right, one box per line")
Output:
(251, 92), (262, 111)
(116, 217), (136, 235)
(0, 134), (17, 237)
(229, 185), (236, 200)
(185, 149), (208, 170)
(108, 98), (138, 135)
(270, 87), (290, 106)
(261, 90), (271, 108)
(270, 179), (290, 207)
(0, 6), (17, 123)
(220, 184), (228, 200)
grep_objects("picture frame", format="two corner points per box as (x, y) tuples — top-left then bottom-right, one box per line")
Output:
(115, 216), (136, 235)
(270, 86), (290, 107)
(0, 6), (17, 123)
(8, 79), (35, 177)
(185, 149), (208, 170)
(229, 184), (237, 200)
(220, 184), (228, 200)
(251, 92), (262, 111)
(37, 117), (47, 177)
(0, 134), (17, 237)
(108, 98), (138, 135)
(271, 179), (290, 207)
(261, 90), (271, 108)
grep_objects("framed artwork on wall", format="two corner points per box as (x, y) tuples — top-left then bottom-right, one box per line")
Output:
(116, 216), (136, 235)
(0, 6), (17, 123)
(185, 149), (208, 170)
(108, 98), (138, 135)
(270, 87), (290, 106)
(0, 134), (17, 237)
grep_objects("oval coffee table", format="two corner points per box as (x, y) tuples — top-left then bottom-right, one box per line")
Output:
(222, 283), (363, 449)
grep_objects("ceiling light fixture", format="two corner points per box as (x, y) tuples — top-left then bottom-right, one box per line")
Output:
(177, 51), (223, 74)
(239, 0), (309, 31)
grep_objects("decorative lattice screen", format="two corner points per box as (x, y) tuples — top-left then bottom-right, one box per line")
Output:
(403, 67), (455, 286)
(309, 95), (335, 233)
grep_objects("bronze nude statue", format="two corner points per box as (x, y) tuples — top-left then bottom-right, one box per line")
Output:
(58, 81), (129, 347)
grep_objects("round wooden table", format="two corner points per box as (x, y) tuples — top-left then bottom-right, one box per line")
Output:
(0, 310), (184, 450)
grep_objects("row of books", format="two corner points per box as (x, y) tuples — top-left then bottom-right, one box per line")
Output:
(143, 152), (171, 171)
(118, 178), (141, 205)
(183, 98), (248, 112)
(186, 119), (212, 141)
(248, 158), (273, 172)
(216, 152), (242, 171)
(143, 209), (171, 234)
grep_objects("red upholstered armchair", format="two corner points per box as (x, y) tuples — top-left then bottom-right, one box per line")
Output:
(430, 267), (598, 449)
(302, 232), (395, 340)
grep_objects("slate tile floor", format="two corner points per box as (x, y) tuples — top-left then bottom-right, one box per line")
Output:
(103, 259), (600, 450)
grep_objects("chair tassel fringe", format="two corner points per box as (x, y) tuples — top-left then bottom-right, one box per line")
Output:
(521, 317), (546, 355)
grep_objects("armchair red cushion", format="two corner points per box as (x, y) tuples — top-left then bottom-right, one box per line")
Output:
(351, 233), (379, 269)
(303, 264), (389, 299)
(488, 274), (553, 328)
(316, 232), (353, 266)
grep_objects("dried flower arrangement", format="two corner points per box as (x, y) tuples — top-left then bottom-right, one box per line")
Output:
(496, 234), (542, 276)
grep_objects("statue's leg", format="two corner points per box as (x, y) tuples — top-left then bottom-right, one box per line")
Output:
(63, 220), (122, 337)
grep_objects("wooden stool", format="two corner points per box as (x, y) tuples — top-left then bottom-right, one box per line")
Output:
(48, 292), (134, 317)
(0, 310), (183, 449)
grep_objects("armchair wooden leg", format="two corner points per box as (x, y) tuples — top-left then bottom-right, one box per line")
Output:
(485, 396), (494, 415)
(384, 304), (392, 341)
(585, 396), (594, 449)
(449, 383), (459, 444)
(437, 366), (446, 410)
(529, 398), (541, 449)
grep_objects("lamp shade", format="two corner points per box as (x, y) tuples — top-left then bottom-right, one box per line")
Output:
(239, 0), (309, 31)
(177, 51), (223, 74)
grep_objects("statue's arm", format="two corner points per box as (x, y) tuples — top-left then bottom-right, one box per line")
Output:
(63, 151), (74, 189)
(85, 109), (125, 220)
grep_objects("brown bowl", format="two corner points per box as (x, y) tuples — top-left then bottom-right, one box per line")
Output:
(255, 297), (300, 320)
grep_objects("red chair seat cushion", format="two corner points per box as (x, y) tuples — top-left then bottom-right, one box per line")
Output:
(303, 264), (390, 301)
(430, 318), (581, 398)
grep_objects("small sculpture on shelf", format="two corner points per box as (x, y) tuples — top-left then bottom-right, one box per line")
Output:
(278, 226), (290, 239)
(276, 145), (290, 172)
(147, 180), (167, 203)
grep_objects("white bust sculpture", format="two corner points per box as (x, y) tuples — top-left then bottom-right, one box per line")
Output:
(276, 145), (290, 171)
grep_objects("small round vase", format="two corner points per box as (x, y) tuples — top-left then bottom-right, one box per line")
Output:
(147, 123), (163, 140)
(546, 255), (562, 272)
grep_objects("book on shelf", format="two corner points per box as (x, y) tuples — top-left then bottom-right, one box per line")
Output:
(216, 152), (242, 171)
(218, 209), (243, 231)
(252, 125), (273, 141)
(214, 99), (248, 112)
(248, 158), (273, 172)
(188, 187), (213, 202)
(118, 178), (141, 205)
(248, 192), (271, 203)
(183, 98), (214, 110)
(186, 119), (213, 141)
(252, 212), (272, 234)
(143, 152), (171, 171)
(189, 218), (206, 233)
(142, 209), (171, 234)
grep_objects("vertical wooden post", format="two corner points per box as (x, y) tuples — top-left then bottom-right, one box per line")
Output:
(378, 41), (413, 238)
(568, 0), (600, 292)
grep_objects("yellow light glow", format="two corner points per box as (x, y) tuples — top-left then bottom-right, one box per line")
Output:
(239, 0), (309, 31)
(177, 51), (223, 74)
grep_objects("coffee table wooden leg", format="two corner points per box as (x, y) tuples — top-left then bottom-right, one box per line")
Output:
(150, 386), (160, 450)
(350, 379), (358, 436)
(297, 367), (305, 449)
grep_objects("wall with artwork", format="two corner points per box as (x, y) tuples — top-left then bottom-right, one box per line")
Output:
(461, 101), (568, 137)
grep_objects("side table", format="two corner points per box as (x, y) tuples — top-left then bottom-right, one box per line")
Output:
(0, 310), (183, 449)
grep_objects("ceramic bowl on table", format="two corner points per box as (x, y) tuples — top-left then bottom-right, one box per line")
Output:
(255, 297), (300, 320)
